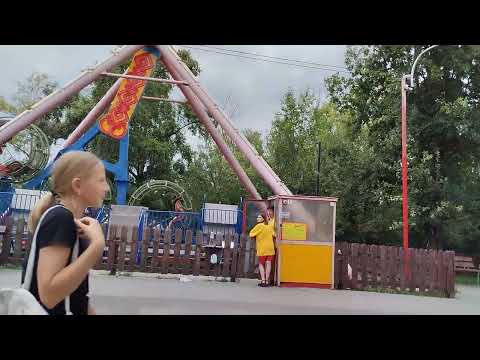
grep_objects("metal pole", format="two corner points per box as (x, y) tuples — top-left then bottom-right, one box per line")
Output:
(62, 74), (125, 149)
(316, 141), (321, 196)
(159, 56), (264, 204)
(100, 71), (189, 85)
(400, 45), (439, 279)
(157, 45), (292, 196)
(408, 45), (439, 89)
(0, 45), (144, 145)
(401, 75), (410, 279)
(141, 96), (186, 104)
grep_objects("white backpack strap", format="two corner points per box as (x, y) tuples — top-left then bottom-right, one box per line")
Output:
(23, 204), (80, 315)
(22, 205), (65, 291)
(64, 238), (79, 315)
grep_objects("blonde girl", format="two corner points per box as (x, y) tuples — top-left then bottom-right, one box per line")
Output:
(21, 151), (110, 315)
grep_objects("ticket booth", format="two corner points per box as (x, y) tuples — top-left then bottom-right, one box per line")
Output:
(269, 195), (337, 288)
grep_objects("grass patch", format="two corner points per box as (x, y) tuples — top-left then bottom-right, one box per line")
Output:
(456, 274), (480, 287)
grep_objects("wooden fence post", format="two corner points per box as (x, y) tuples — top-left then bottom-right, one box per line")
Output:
(230, 233), (239, 282)
(360, 244), (368, 289)
(13, 218), (26, 263)
(222, 233), (232, 278)
(183, 230), (193, 275)
(117, 226), (128, 272)
(151, 228), (160, 273)
(107, 225), (118, 275)
(0, 217), (13, 265)
(237, 234), (247, 279)
(351, 243), (359, 289)
(162, 230), (171, 274)
(129, 226), (138, 273)
(193, 231), (202, 276)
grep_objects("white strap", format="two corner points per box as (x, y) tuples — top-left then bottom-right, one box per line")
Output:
(23, 204), (79, 315)
(64, 238), (79, 315)
(23, 205), (64, 291)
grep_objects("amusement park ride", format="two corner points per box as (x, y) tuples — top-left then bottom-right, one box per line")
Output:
(0, 45), (337, 288)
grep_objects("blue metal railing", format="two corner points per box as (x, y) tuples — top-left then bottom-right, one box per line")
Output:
(0, 191), (43, 255)
(0, 191), (43, 225)
(85, 205), (111, 224)
(0, 192), (246, 237)
(144, 210), (203, 233)
(0, 192), (248, 263)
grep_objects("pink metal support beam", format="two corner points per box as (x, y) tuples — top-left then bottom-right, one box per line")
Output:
(161, 57), (263, 203)
(100, 72), (189, 86)
(157, 45), (292, 196)
(64, 70), (189, 150)
(141, 96), (187, 104)
(0, 45), (144, 145)
(62, 73), (125, 149)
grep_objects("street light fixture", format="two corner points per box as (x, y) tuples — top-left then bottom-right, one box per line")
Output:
(400, 45), (439, 279)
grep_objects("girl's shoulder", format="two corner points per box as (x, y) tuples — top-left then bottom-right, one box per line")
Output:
(42, 205), (75, 225)
(36, 205), (77, 248)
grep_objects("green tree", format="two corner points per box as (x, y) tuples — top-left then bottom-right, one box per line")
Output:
(0, 96), (16, 114)
(180, 128), (270, 209)
(326, 45), (480, 252)
(11, 72), (80, 142)
(266, 89), (318, 194)
(265, 88), (379, 243)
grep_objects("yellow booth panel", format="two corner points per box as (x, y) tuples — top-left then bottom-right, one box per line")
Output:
(279, 243), (333, 284)
(282, 222), (307, 241)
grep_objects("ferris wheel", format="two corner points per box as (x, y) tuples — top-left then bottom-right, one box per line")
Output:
(0, 113), (50, 185)
(128, 179), (192, 211)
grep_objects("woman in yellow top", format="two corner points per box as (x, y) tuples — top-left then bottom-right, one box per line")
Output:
(249, 213), (275, 287)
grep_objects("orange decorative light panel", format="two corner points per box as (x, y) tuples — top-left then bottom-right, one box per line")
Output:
(98, 49), (158, 140)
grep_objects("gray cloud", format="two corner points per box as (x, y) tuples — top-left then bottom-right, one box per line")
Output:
(0, 45), (347, 145)
(179, 45), (347, 132)
(0, 45), (114, 101)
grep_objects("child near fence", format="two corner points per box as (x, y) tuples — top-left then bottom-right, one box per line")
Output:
(21, 151), (110, 315)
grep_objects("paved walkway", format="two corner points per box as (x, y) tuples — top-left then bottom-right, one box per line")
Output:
(1, 269), (479, 314)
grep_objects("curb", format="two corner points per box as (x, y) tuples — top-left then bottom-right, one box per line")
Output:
(90, 270), (239, 283)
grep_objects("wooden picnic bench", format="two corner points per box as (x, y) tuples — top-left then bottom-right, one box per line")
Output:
(455, 255), (480, 286)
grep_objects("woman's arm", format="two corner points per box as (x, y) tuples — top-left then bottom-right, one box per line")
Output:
(37, 242), (103, 309)
(249, 224), (262, 238)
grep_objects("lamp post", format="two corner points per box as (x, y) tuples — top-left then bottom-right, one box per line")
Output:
(401, 45), (438, 279)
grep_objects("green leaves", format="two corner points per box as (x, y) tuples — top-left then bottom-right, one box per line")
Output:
(0, 96), (16, 114)
(326, 45), (480, 252)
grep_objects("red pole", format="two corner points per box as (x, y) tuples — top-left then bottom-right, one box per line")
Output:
(401, 76), (410, 279)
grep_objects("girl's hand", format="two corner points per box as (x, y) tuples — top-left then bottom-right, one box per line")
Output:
(74, 217), (105, 250)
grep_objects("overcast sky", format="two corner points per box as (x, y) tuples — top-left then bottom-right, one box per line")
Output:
(0, 45), (347, 146)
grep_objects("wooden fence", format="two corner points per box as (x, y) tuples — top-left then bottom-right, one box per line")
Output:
(0, 218), (456, 297)
(334, 242), (456, 298)
(0, 218), (259, 280)
(95, 224), (262, 279)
